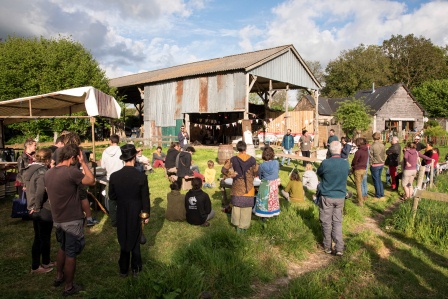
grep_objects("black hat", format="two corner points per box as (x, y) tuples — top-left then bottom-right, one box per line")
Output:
(120, 144), (137, 161)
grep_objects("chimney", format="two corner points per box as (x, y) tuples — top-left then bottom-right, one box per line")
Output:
(372, 83), (375, 94)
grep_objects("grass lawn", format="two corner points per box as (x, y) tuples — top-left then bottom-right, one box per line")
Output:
(0, 145), (447, 298)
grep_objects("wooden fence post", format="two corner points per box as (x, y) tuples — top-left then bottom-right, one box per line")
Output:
(411, 194), (420, 224)
(416, 166), (426, 189)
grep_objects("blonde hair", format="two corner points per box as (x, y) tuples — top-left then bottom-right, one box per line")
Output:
(305, 163), (313, 171)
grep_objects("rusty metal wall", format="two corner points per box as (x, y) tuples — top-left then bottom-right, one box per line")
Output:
(250, 50), (320, 90)
(144, 72), (247, 127)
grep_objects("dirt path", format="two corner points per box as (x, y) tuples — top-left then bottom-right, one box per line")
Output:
(247, 199), (403, 299)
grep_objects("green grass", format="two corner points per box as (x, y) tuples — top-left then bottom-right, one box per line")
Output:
(1, 145), (447, 298)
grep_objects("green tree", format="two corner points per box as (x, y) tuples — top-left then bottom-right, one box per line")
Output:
(334, 98), (372, 138)
(305, 60), (324, 85)
(323, 44), (391, 97)
(412, 79), (448, 118)
(0, 35), (115, 139)
(382, 34), (448, 90)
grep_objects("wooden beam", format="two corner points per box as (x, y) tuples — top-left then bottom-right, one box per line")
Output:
(414, 190), (448, 202)
(0, 115), (91, 119)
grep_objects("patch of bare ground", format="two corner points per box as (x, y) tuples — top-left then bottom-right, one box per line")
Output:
(246, 198), (405, 299)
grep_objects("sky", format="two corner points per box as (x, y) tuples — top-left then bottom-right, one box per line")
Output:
(1, 0), (448, 80)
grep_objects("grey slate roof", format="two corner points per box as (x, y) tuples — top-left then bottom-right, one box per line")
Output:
(110, 45), (320, 88)
(302, 83), (426, 116)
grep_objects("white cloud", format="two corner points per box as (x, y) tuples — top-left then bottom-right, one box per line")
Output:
(246, 0), (448, 67)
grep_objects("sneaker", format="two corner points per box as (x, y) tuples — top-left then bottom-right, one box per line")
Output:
(42, 261), (56, 269)
(335, 251), (343, 256)
(63, 283), (83, 297)
(86, 219), (99, 227)
(324, 248), (332, 254)
(31, 266), (53, 274)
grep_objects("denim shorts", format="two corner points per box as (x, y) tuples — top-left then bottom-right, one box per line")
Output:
(54, 219), (85, 258)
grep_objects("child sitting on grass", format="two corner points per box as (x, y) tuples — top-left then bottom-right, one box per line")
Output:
(203, 160), (216, 188)
(281, 169), (304, 202)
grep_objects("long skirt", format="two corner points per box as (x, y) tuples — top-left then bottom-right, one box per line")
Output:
(254, 178), (280, 217)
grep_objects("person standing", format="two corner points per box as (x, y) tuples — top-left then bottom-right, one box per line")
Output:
(386, 136), (401, 190)
(402, 142), (433, 200)
(16, 138), (37, 201)
(351, 138), (369, 206)
(317, 141), (350, 256)
(45, 144), (95, 296)
(340, 137), (352, 160)
(254, 146), (280, 219)
(178, 125), (190, 150)
(221, 141), (258, 233)
(109, 144), (150, 278)
(185, 177), (215, 227)
(25, 148), (54, 274)
(281, 129), (294, 166)
(414, 135), (426, 152)
(299, 130), (312, 165)
(101, 134), (124, 227)
(369, 132), (386, 199)
(325, 129), (338, 159)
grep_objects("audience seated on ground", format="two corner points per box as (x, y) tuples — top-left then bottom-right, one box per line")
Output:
(152, 146), (166, 168)
(165, 182), (186, 222)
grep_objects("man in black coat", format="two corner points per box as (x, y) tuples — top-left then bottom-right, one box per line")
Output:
(109, 144), (150, 277)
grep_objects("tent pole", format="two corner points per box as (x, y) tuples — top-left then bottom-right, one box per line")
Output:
(90, 117), (96, 162)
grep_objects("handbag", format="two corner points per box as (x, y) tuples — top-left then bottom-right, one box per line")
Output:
(11, 192), (28, 218)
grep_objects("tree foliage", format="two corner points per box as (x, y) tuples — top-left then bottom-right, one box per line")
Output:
(383, 34), (448, 90)
(0, 35), (115, 139)
(412, 79), (448, 118)
(323, 34), (448, 98)
(334, 98), (372, 138)
(323, 44), (391, 97)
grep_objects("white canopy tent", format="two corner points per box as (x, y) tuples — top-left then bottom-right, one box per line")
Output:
(0, 86), (122, 159)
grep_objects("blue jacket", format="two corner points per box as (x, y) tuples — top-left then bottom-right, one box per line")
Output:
(282, 134), (295, 150)
(317, 155), (349, 199)
(259, 160), (279, 181)
(341, 143), (352, 159)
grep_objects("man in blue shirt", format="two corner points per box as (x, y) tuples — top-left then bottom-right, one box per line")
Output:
(281, 129), (294, 166)
(317, 141), (350, 256)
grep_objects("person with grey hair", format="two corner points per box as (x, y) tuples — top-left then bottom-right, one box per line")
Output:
(386, 136), (401, 190)
(316, 140), (350, 256)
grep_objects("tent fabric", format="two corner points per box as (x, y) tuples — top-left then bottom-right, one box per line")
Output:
(0, 86), (121, 124)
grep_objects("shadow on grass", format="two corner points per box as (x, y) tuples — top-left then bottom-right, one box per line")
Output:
(147, 197), (165, 247)
(296, 205), (321, 241)
(352, 232), (448, 298)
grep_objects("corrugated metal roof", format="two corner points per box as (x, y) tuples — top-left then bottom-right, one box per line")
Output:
(110, 45), (321, 89)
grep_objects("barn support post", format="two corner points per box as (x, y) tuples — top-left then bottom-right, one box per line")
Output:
(313, 90), (319, 147)
(284, 85), (289, 133)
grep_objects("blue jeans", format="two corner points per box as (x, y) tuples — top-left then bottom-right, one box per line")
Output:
(282, 148), (292, 165)
(370, 165), (384, 198)
(361, 172), (368, 197)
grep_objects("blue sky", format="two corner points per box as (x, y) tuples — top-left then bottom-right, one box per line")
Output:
(1, 0), (447, 79)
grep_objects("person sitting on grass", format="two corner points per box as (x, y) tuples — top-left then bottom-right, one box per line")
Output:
(302, 163), (319, 192)
(203, 160), (216, 188)
(152, 146), (166, 168)
(165, 182), (186, 222)
(185, 177), (215, 227)
(135, 148), (153, 173)
(281, 169), (304, 202)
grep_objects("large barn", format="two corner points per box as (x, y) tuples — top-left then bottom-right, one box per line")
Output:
(110, 45), (322, 146)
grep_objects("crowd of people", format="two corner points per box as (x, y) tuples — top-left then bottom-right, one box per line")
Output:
(12, 125), (443, 295)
